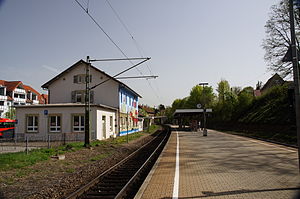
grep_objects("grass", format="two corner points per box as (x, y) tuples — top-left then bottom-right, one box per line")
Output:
(89, 153), (111, 162)
(0, 125), (161, 172)
(146, 124), (161, 134)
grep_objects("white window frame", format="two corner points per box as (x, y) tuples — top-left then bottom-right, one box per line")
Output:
(26, 115), (38, 133)
(73, 115), (85, 132)
(49, 115), (61, 133)
(110, 116), (113, 131)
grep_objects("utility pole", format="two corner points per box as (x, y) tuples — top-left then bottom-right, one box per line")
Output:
(83, 56), (151, 147)
(288, 0), (300, 171)
(84, 56), (91, 147)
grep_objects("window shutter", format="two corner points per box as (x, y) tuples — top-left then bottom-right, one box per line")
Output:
(81, 90), (85, 103)
(73, 75), (78, 83)
(71, 91), (76, 103)
(90, 90), (94, 104)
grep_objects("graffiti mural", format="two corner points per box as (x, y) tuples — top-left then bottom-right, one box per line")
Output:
(119, 87), (139, 135)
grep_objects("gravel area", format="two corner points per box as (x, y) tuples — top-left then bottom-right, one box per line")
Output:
(0, 133), (156, 199)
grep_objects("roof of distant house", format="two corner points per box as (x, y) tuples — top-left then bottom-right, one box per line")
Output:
(23, 84), (46, 104)
(0, 80), (46, 104)
(3, 81), (23, 92)
(261, 73), (285, 92)
(253, 90), (261, 97)
(41, 60), (141, 98)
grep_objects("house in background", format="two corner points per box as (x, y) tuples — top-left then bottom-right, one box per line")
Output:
(0, 80), (46, 118)
(15, 60), (141, 141)
(260, 73), (285, 94)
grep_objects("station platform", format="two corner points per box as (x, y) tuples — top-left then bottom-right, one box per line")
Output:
(135, 129), (300, 199)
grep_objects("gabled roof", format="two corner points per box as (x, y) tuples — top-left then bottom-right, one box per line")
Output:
(0, 80), (5, 86)
(23, 84), (45, 104)
(261, 73), (285, 92)
(23, 85), (39, 95)
(4, 81), (23, 92)
(41, 60), (141, 98)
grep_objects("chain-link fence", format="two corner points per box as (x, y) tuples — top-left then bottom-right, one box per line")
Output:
(0, 132), (86, 154)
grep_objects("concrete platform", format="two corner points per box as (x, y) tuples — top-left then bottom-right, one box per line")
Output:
(135, 129), (300, 199)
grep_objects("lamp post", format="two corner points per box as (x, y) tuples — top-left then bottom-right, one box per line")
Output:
(199, 82), (208, 136)
(287, 0), (300, 171)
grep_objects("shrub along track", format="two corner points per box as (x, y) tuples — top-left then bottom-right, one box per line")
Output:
(0, 127), (168, 199)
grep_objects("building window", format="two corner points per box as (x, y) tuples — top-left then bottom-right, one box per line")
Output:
(49, 115), (61, 132)
(26, 115), (38, 132)
(32, 94), (37, 100)
(0, 87), (4, 96)
(73, 115), (84, 132)
(27, 92), (31, 100)
(73, 74), (92, 84)
(0, 101), (4, 106)
(76, 92), (83, 103)
(110, 116), (113, 131)
(14, 93), (18, 98)
(71, 90), (94, 103)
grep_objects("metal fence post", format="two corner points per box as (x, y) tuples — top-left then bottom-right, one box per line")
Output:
(63, 133), (66, 145)
(14, 133), (17, 150)
(26, 137), (29, 154)
(47, 135), (50, 149)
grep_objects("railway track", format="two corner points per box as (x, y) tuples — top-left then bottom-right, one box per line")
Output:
(66, 125), (171, 199)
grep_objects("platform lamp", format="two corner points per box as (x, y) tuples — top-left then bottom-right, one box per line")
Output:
(199, 82), (208, 136)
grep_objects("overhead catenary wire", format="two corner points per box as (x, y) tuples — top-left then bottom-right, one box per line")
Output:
(75, 0), (163, 104)
(105, 0), (154, 76)
(105, 0), (163, 103)
(74, 0), (134, 63)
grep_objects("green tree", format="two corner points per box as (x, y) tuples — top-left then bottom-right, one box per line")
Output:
(5, 107), (16, 119)
(217, 79), (230, 103)
(186, 85), (215, 109)
(234, 86), (255, 119)
(171, 98), (187, 111)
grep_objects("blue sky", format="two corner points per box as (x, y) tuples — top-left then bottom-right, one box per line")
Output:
(0, 0), (277, 106)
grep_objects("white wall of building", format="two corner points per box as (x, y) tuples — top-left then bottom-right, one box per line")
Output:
(48, 63), (119, 108)
(15, 105), (116, 141)
(96, 110), (116, 140)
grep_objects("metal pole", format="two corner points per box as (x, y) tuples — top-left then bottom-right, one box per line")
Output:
(289, 0), (300, 171)
(199, 83), (208, 136)
(84, 56), (90, 147)
(47, 135), (50, 149)
(127, 111), (129, 143)
(26, 137), (28, 154)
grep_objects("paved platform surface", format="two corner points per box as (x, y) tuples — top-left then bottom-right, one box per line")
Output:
(135, 129), (300, 199)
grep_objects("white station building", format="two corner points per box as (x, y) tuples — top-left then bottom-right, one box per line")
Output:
(15, 60), (141, 141)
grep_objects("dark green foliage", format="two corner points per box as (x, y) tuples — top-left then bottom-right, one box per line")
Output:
(239, 85), (293, 124)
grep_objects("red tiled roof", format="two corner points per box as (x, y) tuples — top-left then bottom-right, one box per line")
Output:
(0, 80), (5, 86)
(23, 85), (39, 95)
(0, 80), (46, 104)
(3, 81), (23, 92)
(23, 84), (46, 104)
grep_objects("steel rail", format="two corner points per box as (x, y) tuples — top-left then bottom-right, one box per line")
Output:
(65, 129), (167, 199)
(115, 127), (170, 198)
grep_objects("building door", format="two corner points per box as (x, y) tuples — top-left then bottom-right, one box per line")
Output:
(102, 116), (106, 139)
